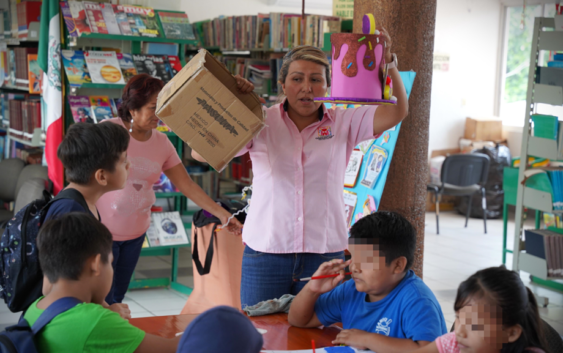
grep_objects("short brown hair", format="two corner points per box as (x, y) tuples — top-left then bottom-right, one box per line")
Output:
(118, 73), (164, 123)
(278, 46), (331, 87)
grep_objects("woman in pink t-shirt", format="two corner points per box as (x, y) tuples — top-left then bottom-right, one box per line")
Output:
(97, 74), (246, 304)
(193, 31), (410, 306)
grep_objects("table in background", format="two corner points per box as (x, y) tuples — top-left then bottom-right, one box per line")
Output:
(129, 313), (342, 350)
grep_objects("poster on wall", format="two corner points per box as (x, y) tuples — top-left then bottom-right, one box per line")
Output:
(344, 149), (363, 188)
(342, 71), (417, 230)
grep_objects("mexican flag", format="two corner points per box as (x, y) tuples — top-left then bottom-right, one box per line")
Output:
(38, 0), (64, 194)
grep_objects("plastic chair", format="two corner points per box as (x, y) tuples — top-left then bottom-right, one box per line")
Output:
(427, 153), (490, 235)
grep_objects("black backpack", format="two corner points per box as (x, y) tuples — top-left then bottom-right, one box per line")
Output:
(0, 189), (89, 312)
(0, 297), (82, 353)
(192, 199), (247, 276)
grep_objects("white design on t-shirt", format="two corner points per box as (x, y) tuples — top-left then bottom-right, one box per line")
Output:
(375, 318), (392, 336)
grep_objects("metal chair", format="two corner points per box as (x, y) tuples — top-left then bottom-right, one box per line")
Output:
(427, 153), (490, 235)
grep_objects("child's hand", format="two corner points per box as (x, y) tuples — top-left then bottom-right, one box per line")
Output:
(307, 259), (351, 295)
(218, 211), (243, 236)
(332, 329), (371, 350)
(108, 303), (132, 320)
(234, 75), (254, 93)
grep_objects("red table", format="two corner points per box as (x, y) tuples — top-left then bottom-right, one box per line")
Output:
(129, 312), (342, 350)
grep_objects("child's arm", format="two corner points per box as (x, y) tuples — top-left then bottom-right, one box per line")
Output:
(333, 329), (431, 353)
(134, 334), (180, 353)
(288, 259), (351, 328)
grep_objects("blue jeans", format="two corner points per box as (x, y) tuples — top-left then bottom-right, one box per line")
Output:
(105, 234), (145, 304)
(240, 246), (345, 308)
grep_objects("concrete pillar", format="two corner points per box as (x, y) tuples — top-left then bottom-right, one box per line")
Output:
(353, 0), (437, 278)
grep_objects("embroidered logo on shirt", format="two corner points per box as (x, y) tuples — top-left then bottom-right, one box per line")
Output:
(316, 126), (334, 140)
(375, 318), (392, 336)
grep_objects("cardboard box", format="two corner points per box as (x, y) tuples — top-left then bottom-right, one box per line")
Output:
(156, 49), (265, 172)
(464, 117), (503, 142)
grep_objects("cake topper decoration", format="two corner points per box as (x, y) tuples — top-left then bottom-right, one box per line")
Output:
(314, 13), (396, 105)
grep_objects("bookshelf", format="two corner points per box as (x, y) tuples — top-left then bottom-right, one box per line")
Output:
(511, 17), (563, 298)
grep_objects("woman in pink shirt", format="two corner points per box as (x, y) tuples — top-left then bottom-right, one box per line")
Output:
(97, 74), (245, 304)
(194, 31), (408, 307)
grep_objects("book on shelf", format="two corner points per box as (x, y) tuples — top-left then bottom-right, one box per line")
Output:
(16, 0), (41, 39)
(84, 51), (125, 84)
(116, 53), (137, 82)
(146, 211), (189, 246)
(111, 4), (133, 35)
(157, 10), (195, 40)
(153, 172), (178, 193)
(60, 1), (78, 38)
(9, 0), (16, 39)
(83, 1), (108, 34)
(166, 55), (182, 76)
(100, 3), (121, 35)
(110, 98), (121, 117)
(68, 0), (91, 36)
(115, 4), (161, 38)
(525, 229), (563, 278)
(27, 54), (42, 94)
(68, 95), (95, 124)
(14, 47), (38, 90)
(142, 42), (179, 55)
(61, 50), (92, 86)
(89, 95), (113, 122)
(132, 54), (171, 82)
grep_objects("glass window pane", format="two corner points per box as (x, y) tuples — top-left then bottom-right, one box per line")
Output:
(500, 5), (543, 125)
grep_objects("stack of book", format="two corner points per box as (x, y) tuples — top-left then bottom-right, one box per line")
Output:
(0, 47), (42, 93)
(1, 92), (42, 133)
(525, 229), (563, 278)
(193, 13), (340, 51)
(0, 0), (41, 40)
(60, 1), (195, 40)
(62, 50), (183, 86)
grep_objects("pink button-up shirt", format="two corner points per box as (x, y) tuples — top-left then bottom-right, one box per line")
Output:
(239, 101), (379, 254)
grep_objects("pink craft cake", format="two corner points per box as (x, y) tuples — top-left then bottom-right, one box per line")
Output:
(315, 14), (396, 105)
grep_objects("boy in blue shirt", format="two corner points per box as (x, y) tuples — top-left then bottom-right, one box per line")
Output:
(289, 211), (447, 352)
(42, 122), (132, 319)
(26, 213), (179, 353)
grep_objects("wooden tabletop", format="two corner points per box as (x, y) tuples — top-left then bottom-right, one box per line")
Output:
(129, 312), (342, 350)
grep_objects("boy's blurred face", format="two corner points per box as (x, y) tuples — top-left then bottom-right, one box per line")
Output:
(93, 252), (114, 304)
(105, 151), (130, 191)
(348, 243), (401, 301)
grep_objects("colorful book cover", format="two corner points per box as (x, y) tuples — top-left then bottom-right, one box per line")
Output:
(360, 144), (389, 189)
(110, 98), (122, 117)
(146, 211), (188, 246)
(61, 50), (92, 86)
(84, 51), (125, 84)
(89, 95), (113, 122)
(68, 0), (91, 36)
(116, 5), (161, 38)
(68, 95), (95, 123)
(27, 54), (42, 94)
(116, 53), (137, 82)
(112, 4), (133, 35)
(166, 55), (182, 77)
(83, 1), (108, 34)
(132, 54), (171, 82)
(60, 1), (78, 37)
(157, 11), (195, 40)
(343, 190), (357, 229)
(100, 3), (121, 35)
(344, 149), (363, 188)
(153, 172), (178, 193)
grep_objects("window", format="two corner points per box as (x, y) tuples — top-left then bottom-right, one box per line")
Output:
(499, 3), (562, 126)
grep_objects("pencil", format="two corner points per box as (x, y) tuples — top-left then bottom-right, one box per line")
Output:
(312, 339), (316, 353)
(296, 272), (352, 282)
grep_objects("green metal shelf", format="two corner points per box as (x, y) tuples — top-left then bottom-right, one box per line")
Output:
(73, 32), (199, 45)
(155, 191), (183, 198)
(75, 83), (126, 90)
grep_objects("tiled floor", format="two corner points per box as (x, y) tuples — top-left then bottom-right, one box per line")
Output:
(1, 211), (562, 336)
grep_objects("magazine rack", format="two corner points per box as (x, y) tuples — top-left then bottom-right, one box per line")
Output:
(60, 10), (198, 296)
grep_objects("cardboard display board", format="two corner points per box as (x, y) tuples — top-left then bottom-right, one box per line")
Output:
(343, 71), (416, 230)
